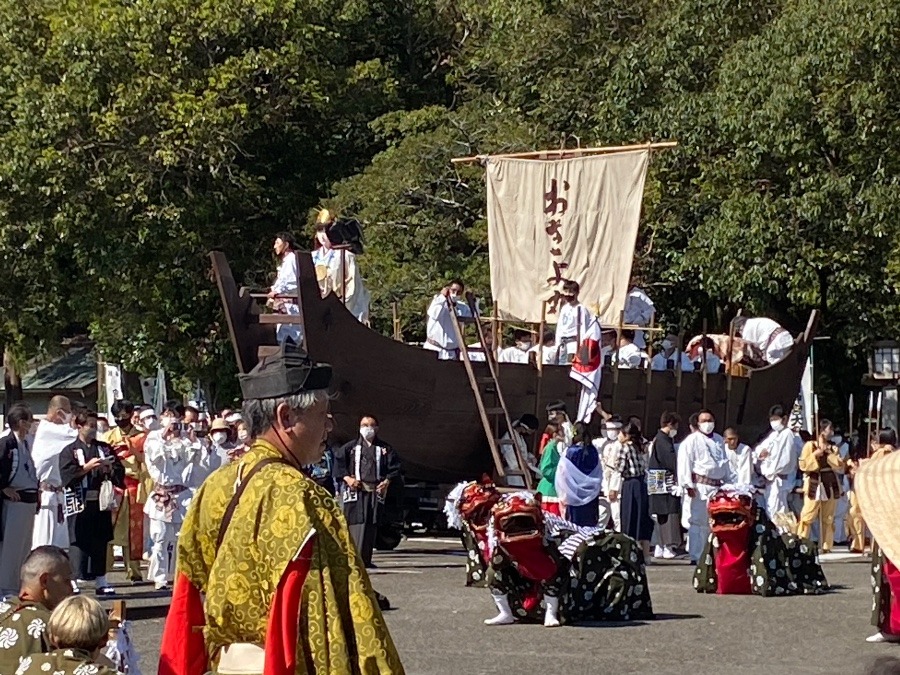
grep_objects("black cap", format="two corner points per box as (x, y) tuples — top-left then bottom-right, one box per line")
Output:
(546, 400), (567, 414)
(239, 345), (332, 400)
(513, 414), (540, 431)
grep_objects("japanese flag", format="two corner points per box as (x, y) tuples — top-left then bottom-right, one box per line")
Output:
(570, 317), (603, 423)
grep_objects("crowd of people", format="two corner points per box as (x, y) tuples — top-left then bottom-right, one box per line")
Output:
(502, 400), (870, 570)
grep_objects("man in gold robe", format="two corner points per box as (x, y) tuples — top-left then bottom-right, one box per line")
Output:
(102, 400), (148, 583)
(159, 346), (403, 675)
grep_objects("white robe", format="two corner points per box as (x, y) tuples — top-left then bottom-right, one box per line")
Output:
(31, 420), (77, 549)
(554, 302), (590, 361)
(650, 350), (694, 372)
(615, 342), (646, 369)
(623, 287), (654, 348)
(726, 443), (756, 485)
(497, 345), (530, 364)
(271, 251), (302, 344)
(692, 350), (722, 374)
(755, 428), (798, 516)
(741, 317), (794, 364)
(312, 246), (371, 323)
(423, 294), (472, 359)
(677, 431), (733, 562)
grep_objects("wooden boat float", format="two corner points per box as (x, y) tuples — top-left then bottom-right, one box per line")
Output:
(211, 251), (817, 483)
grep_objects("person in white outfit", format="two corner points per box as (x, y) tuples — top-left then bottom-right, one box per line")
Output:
(615, 330), (647, 369)
(677, 409), (733, 564)
(623, 285), (654, 349)
(423, 279), (473, 360)
(651, 334), (693, 372)
(31, 396), (77, 550)
(143, 404), (198, 590)
(754, 405), (799, 520)
(554, 280), (591, 364)
(268, 232), (302, 345)
(312, 211), (371, 323)
(733, 316), (794, 365)
(598, 418), (624, 530)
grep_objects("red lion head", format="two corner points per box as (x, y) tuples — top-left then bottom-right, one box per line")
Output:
(458, 475), (502, 533)
(707, 489), (756, 534)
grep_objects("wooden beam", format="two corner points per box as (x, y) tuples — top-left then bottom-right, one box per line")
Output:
(451, 141), (678, 165)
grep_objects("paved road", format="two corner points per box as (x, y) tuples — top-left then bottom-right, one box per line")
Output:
(108, 539), (895, 675)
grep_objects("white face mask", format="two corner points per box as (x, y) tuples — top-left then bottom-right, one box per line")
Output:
(770, 420), (785, 432)
(211, 432), (228, 445)
(516, 341), (532, 351)
(668, 428), (678, 438)
(662, 339), (673, 351)
(699, 421), (715, 435)
(360, 426), (376, 441)
(605, 429), (619, 440)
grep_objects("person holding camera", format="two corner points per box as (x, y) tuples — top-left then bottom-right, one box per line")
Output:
(59, 411), (124, 596)
(143, 402), (198, 590)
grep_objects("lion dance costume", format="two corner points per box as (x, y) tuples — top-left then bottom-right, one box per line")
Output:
(445, 479), (653, 626)
(693, 485), (828, 595)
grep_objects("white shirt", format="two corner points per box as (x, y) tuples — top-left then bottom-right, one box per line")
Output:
(271, 251), (298, 296)
(616, 342), (646, 369)
(741, 317), (793, 362)
(692, 350), (722, 373)
(144, 430), (195, 487)
(31, 420), (77, 490)
(651, 350), (694, 372)
(755, 428), (798, 481)
(424, 294), (472, 352)
(555, 302), (590, 346)
(624, 288), (654, 348)
(677, 431), (733, 499)
(498, 345), (531, 364)
(529, 345), (557, 365)
(726, 443), (756, 485)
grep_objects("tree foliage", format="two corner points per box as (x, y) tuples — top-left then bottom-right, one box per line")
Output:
(1, 0), (898, 414)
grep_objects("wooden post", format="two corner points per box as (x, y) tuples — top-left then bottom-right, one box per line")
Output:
(533, 301), (547, 457)
(724, 315), (738, 427)
(391, 302), (401, 341)
(642, 310), (656, 432)
(701, 318), (709, 409)
(611, 310), (624, 414)
(491, 304), (499, 363)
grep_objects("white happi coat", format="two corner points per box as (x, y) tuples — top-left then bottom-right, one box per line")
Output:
(31, 420), (77, 549)
(497, 345), (530, 364)
(424, 294), (472, 359)
(755, 427), (798, 517)
(554, 302), (591, 360)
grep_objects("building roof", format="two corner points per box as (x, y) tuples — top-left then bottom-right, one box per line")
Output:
(1, 347), (97, 394)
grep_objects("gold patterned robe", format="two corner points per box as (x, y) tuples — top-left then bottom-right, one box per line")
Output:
(160, 440), (403, 675)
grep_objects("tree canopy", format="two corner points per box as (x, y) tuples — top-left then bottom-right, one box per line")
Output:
(1, 0), (898, 414)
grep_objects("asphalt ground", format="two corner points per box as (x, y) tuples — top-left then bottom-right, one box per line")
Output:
(103, 540), (896, 675)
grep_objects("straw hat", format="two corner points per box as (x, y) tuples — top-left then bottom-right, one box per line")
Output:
(856, 449), (900, 563)
(209, 418), (230, 432)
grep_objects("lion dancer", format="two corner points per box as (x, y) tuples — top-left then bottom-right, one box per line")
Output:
(443, 479), (501, 587)
(103, 400), (148, 583)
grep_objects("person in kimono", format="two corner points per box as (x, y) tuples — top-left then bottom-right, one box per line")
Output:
(648, 412), (682, 559)
(623, 283), (654, 349)
(59, 411), (125, 596)
(423, 279), (472, 360)
(755, 405), (798, 519)
(31, 396), (76, 551)
(158, 347), (402, 675)
(537, 424), (565, 516)
(312, 210), (371, 323)
(0, 404), (39, 595)
(796, 419), (844, 552)
(333, 415), (402, 568)
(268, 231), (302, 345)
(554, 424), (602, 526)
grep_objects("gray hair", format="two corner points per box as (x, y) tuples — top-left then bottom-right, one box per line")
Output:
(243, 389), (332, 438)
(21, 546), (70, 584)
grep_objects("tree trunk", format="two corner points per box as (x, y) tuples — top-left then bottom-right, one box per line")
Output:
(3, 345), (24, 412)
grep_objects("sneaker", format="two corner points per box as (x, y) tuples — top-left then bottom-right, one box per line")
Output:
(154, 581), (171, 591)
(662, 547), (677, 559)
(653, 545), (664, 558)
(867, 632), (900, 643)
(96, 587), (117, 597)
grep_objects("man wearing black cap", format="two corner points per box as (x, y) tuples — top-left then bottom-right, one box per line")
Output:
(159, 346), (403, 675)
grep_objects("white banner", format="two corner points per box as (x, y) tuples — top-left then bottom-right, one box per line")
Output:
(486, 150), (650, 324)
(103, 364), (123, 420)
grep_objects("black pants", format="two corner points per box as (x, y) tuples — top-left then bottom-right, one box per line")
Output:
(70, 501), (112, 581)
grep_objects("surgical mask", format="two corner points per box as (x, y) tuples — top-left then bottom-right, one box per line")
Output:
(211, 432), (228, 446)
(668, 428), (678, 438)
(662, 339), (673, 351)
(770, 420), (785, 432)
(605, 429), (618, 440)
(237, 430), (251, 442)
(699, 421), (715, 435)
(360, 426), (376, 441)
(516, 341), (532, 350)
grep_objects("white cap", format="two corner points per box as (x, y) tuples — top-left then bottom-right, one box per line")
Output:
(225, 413), (243, 424)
